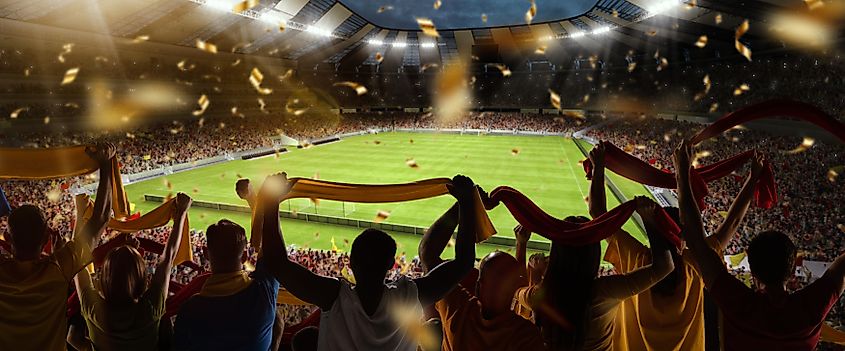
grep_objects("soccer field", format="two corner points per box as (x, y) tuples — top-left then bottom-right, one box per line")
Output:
(125, 132), (652, 259)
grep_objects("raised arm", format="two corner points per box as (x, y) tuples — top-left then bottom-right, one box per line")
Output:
(822, 251), (845, 296)
(76, 143), (116, 248)
(710, 152), (766, 251)
(675, 140), (725, 287)
(514, 225), (531, 270)
(588, 143), (608, 218)
(417, 202), (459, 272)
(151, 193), (191, 293)
(596, 197), (674, 299)
(260, 173), (340, 311)
(414, 175), (478, 307)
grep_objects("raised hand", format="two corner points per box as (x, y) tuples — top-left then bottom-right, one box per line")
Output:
(750, 151), (767, 179)
(85, 142), (116, 165)
(446, 174), (476, 202)
(514, 224), (531, 244)
(174, 193), (192, 214)
(635, 196), (658, 220)
(589, 142), (606, 167)
(260, 172), (293, 202)
(476, 185), (497, 210)
(235, 179), (253, 200)
(673, 139), (693, 172)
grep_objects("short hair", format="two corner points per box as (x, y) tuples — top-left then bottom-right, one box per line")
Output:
(350, 229), (396, 276)
(101, 245), (147, 305)
(8, 205), (47, 255)
(291, 326), (319, 351)
(747, 230), (796, 287)
(205, 220), (247, 265)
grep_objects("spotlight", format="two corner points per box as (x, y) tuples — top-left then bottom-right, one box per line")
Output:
(420, 42), (436, 49)
(392, 42), (407, 48)
(592, 26), (611, 35)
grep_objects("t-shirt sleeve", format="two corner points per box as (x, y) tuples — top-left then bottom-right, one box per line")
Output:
(250, 257), (281, 302)
(56, 239), (93, 281)
(604, 230), (649, 273)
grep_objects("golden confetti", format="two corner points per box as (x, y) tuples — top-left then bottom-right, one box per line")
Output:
(421, 63), (439, 71)
(64, 102), (79, 108)
(686, 0), (696, 9)
(285, 99), (309, 116)
(805, 0), (824, 10)
(232, 0), (259, 13)
(375, 52), (384, 63)
(627, 62), (637, 72)
(433, 0), (442, 9)
(657, 57), (669, 71)
(525, 0), (537, 24)
(192, 94), (209, 116)
(612, 9), (619, 17)
(488, 64), (511, 77)
(231, 106), (245, 118)
(278, 69), (294, 81)
(43, 116), (50, 124)
(177, 59), (195, 71)
(691, 150), (712, 167)
(563, 110), (585, 119)
(735, 20), (752, 61)
(249, 67), (273, 95)
(709, 102), (719, 113)
(405, 158), (419, 169)
(647, 29), (658, 36)
(715, 13), (723, 24)
(417, 18), (439, 37)
(61, 67), (79, 85)
(163, 178), (173, 190)
(511, 148), (520, 156)
(132, 35), (150, 43)
(694, 35), (708, 48)
(57, 43), (74, 63)
(549, 90), (561, 110)
(377, 5), (394, 13)
(9, 107), (28, 119)
(279, 21), (286, 32)
(581, 94), (590, 104)
(535, 45), (547, 55)
(258, 98), (269, 113)
(694, 74), (711, 101)
(196, 39), (218, 54)
(333, 81), (368, 95)
(733, 83), (750, 96)
(786, 137), (815, 154)
(827, 166), (843, 182)
(481, 13), (488, 22)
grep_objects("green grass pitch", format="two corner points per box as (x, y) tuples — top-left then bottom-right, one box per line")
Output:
(125, 132), (653, 260)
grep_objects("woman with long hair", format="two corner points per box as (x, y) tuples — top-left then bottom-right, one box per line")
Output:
(516, 197), (674, 350)
(74, 193), (191, 350)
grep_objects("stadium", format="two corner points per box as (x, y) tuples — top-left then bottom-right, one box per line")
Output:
(0, 0), (843, 350)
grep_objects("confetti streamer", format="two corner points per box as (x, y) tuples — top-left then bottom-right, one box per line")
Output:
(249, 67), (273, 95)
(177, 59), (195, 71)
(9, 107), (28, 119)
(735, 20), (752, 61)
(61, 67), (79, 85)
(786, 137), (815, 154)
(192, 94), (209, 116)
(258, 98), (269, 113)
(433, 0), (442, 9)
(57, 43), (74, 63)
(525, 0), (537, 24)
(196, 39), (218, 54)
(417, 18), (439, 37)
(232, 0), (259, 13)
(333, 81), (368, 96)
(133, 35), (150, 43)
(694, 35), (708, 48)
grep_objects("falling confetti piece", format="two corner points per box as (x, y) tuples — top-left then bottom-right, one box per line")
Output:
(279, 21), (286, 32)
(786, 137), (815, 154)
(657, 57), (669, 71)
(285, 99), (309, 116)
(481, 13), (488, 22)
(405, 159), (419, 168)
(278, 69), (294, 81)
(827, 166), (843, 182)
(377, 5), (394, 13)
(9, 107), (28, 119)
(417, 18), (439, 37)
(691, 150), (712, 168)
(627, 62), (637, 72)
(733, 83), (750, 96)
(258, 98), (269, 113)
(333, 81), (368, 95)
(232, 0), (259, 13)
(374, 210), (390, 222)
(43, 116), (50, 124)
(549, 90), (561, 110)
(647, 29), (658, 36)
(231, 106), (245, 118)
(511, 148), (520, 156)
(177, 59), (195, 71)
(421, 63), (439, 71)
(735, 20), (752, 61)
(694, 74), (711, 101)
(488, 63), (511, 77)
(132, 35), (149, 43)
(612, 9), (619, 17)
(57, 43), (74, 63)
(694, 35), (708, 48)
(163, 178), (173, 190)
(249, 67), (273, 95)
(196, 39), (218, 54)
(525, 0), (537, 24)
(714, 13), (723, 24)
(709, 103), (719, 113)
(192, 94), (209, 116)
(535, 45), (547, 55)
(433, 0), (442, 9)
(59, 67), (80, 86)
(375, 52), (384, 63)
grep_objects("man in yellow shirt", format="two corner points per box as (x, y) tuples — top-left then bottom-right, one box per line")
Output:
(0, 143), (115, 351)
(588, 144), (765, 350)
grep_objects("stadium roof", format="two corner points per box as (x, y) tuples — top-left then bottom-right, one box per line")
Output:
(0, 0), (840, 71)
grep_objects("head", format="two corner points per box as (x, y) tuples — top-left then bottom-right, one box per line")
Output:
(7, 205), (48, 259)
(350, 229), (396, 284)
(291, 326), (319, 351)
(205, 220), (247, 273)
(538, 216), (600, 350)
(652, 206), (684, 296)
(476, 251), (524, 316)
(101, 245), (147, 305)
(748, 230), (796, 290)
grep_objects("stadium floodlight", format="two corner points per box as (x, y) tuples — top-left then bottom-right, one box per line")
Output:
(592, 26), (611, 35)
(368, 40), (384, 46)
(569, 32), (587, 39)
(420, 42), (436, 49)
(646, 0), (680, 15)
(306, 26), (332, 37)
(392, 42), (407, 48)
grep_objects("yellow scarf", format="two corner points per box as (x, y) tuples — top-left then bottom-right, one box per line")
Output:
(0, 146), (129, 218)
(199, 270), (308, 305)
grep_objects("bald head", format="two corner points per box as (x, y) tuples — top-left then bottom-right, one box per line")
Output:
(477, 251), (525, 317)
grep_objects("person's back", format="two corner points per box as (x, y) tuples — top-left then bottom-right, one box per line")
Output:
(173, 220), (279, 351)
(78, 279), (166, 350)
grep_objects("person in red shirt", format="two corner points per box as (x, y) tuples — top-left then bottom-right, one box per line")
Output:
(674, 139), (845, 350)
